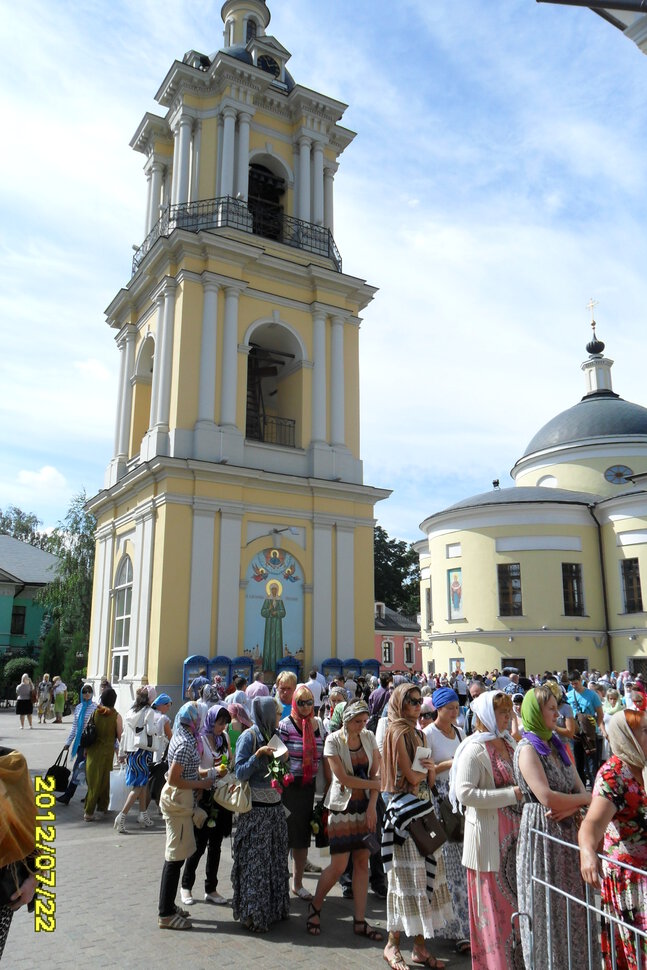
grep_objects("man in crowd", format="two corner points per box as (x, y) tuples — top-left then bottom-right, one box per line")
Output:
(464, 679), (486, 736)
(245, 671), (269, 700)
(567, 669), (604, 788)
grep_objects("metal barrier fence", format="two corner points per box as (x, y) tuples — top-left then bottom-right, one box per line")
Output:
(512, 827), (646, 970)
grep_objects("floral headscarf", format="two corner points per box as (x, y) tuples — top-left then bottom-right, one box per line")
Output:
(290, 685), (317, 785)
(200, 704), (231, 753)
(173, 702), (203, 756)
(228, 702), (253, 729)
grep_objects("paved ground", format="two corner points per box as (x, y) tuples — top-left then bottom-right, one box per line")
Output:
(2, 709), (471, 970)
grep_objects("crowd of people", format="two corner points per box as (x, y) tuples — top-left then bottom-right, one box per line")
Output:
(1, 662), (646, 968)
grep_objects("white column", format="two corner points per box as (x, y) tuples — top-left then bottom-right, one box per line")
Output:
(324, 166), (335, 232)
(220, 107), (237, 198)
(335, 526), (355, 658)
(220, 286), (240, 428)
(176, 116), (193, 205)
(112, 337), (127, 457)
(188, 505), (215, 652)
(216, 511), (242, 651)
(330, 315), (345, 446)
(144, 167), (153, 236)
(149, 294), (164, 429)
(116, 326), (137, 458)
(154, 281), (177, 430)
(298, 135), (312, 222)
(132, 505), (156, 678)
(236, 111), (251, 200)
(148, 161), (164, 233)
(170, 126), (180, 205)
(311, 309), (327, 443)
(216, 115), (224, 197)
(190, 120), (202, 203)
(88, 529), (113, 679)
(197, 281), (220, 425)
(312, 142), (324, 226)
(313, 520), (332, 662)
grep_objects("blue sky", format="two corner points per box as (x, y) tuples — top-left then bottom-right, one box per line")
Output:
(1, 0), (646, 541)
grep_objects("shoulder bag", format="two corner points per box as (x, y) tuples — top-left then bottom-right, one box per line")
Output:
(80, 712), (97, 749)
(408, 807), (447, 857)
(43, 749), (70, 793)
(212, 730), (255, 813)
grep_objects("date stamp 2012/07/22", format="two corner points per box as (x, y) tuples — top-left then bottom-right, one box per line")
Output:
(33, 776), (57, 932)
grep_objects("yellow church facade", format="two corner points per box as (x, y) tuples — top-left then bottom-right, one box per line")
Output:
(86, 0), (389, 700)
(418, 327), (647, 679)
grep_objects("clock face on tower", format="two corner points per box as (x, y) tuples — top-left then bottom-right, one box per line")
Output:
(257, 54), (280, 78)
(604, 464), (633, 485)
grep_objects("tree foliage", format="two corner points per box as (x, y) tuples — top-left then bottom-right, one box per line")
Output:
(41, 491), (96, 644)
(37, 623), (66, 680)
(0, 506), (49, 549)
(374, 525), (421, 617)
(2, 657), (38, 687)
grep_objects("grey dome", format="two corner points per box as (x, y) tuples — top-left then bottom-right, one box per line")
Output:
(523, 395), (647, 457)
(443, 486), (599, 514)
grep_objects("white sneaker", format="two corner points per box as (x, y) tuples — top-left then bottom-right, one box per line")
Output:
(204, 891), (227, 905)
(138, 811), (154, 828)
(113, 812), (127, 833)
(180, 889), (194, 906)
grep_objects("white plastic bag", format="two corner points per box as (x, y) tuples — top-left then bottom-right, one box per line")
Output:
(109, 766), (128, 811)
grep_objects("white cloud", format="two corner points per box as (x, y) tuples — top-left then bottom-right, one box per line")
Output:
(17, 467), (67, 489)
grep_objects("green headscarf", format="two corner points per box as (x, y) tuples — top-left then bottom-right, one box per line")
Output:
(521, 689), (552, 741)
(330, 701), (347, 731)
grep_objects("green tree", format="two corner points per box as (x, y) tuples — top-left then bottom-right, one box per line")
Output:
(2, 656), (38, 688)
(39, 492), (96, 681)
(374, 525), (421, 617)
(37, 623), (66, 679)
(0, 506), (49, 549)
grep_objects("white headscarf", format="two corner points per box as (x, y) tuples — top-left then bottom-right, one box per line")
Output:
(448, 691), (512, 813)
(607, 710), (647, 790)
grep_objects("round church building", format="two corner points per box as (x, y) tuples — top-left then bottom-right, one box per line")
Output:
(418, 329), (647, 680)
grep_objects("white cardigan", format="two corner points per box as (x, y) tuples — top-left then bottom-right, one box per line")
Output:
(454, 737), (518, 873)
(323, 729), (378, 812)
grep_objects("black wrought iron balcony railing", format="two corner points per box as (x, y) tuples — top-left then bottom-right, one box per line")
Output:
(246, 414), (296, 448)
(131, 196), (342, 276)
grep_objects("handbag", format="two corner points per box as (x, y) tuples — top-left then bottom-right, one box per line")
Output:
(434, 787), (465, 843)
(43, 749), (70, 793)
(0, 860), (33, 908)
(212, 773), (251, 814)
(80, 712), (97, 749)
(408, 808), (447, 857)
(135, 709), (155, 751)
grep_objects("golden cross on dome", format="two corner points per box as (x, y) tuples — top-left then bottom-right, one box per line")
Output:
(586, 297), (599, 328)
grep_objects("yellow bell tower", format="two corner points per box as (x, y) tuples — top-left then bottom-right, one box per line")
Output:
(87, 0), (390, 698)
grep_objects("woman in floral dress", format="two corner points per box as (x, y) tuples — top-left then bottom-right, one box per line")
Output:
(580, 708), (647, 970)
(514, 685), (593, 970)
(450, 690), (525, 969)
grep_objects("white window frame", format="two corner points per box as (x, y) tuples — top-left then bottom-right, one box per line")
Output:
(112, 556), (133, 682)
(404, 640), (415, 666)
(382, 640), (393, 666)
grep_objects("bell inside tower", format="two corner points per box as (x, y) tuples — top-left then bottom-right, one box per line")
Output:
(248, 163), (285, 242)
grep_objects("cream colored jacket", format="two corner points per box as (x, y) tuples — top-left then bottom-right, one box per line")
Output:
(323, 729), (378, 812)
(454, 737), (519, 873)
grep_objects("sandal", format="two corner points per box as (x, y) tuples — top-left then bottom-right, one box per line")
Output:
(158, 913), (192, 930)
(412, 954), (447, 968)
(383, 946), (408, 970)
(306, 902), (321, 936)
(354, 918), (384, 942)
(455, 940), (471, 954)
(291, 885), (313, 901)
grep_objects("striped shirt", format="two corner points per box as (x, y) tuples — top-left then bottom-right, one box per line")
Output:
(278, 716), (325, 778)
(167, 726), (199, 781)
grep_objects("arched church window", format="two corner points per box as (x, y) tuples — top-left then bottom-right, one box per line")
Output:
(246, 19), (257, 42)
(112, 556), (133, 681)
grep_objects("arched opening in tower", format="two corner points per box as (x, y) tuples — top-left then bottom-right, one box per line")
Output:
(248, 163), (285, 242)
(245, 324), (301, 448)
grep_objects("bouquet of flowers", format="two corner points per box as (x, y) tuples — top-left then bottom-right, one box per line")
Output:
(265, 756), (294, 794)
(310, 799), (329, 848)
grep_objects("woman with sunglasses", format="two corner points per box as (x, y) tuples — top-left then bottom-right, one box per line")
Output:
(57, 684), (97, 805)
(382, 683), (444, 970)
(425, 687), (471, 955)
(278, 684), (326, 901)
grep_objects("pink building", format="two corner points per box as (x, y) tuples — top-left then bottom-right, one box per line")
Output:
(374, 602), (421, 672)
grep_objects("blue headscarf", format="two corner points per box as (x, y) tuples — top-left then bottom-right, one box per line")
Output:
(173, 702), (203, 756)
(432, 687), (459, 709)
(73, 685), (94, 757)
(152, 693), (172, 709)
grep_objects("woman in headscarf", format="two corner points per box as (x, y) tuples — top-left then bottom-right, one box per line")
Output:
(579, 708), (647, 970)
(114, 686), (157, 832)
(0, 746), (37, 961)
(83, 687), (122, 821)
(449, 690), (524, 969)
(227, 701), (252, 753)
(514, 685), (593, 970)
(37, 673), (52, 723)
(157, 702), (214, 930)
(57, 683), (97, 805)
(278, 684), (326, 901)
(232, 696), (290, 933)
(180, 704), (233, 907)
(52, 675), (66, 723)
(425, 686), (470, 954)
(306, 700), (382, 941)
(381, 682), (443, 970)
